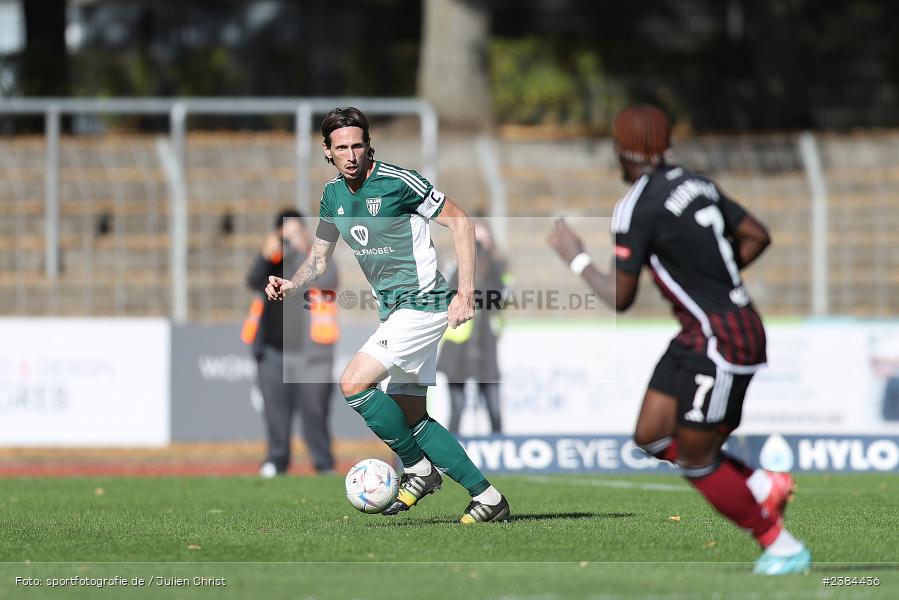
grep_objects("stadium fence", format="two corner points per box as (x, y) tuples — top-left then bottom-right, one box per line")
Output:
(1, 98), (898, 320)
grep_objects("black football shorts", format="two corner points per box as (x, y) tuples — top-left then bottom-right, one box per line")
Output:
(648, 342), (754, 431)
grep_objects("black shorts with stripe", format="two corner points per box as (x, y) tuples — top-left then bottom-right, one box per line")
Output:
(648, 341), (754, 431)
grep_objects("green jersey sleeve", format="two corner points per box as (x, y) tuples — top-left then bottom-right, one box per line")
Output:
(384, 165), (445, 219)
(319, 186), (334, 223)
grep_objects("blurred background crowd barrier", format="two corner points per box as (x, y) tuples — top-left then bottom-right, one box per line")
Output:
(1, 102), (897, 320)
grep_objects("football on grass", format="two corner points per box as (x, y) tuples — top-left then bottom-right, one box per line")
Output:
(344, 458), (399, 514)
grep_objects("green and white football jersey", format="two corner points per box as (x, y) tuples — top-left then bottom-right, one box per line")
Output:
(319, 161), (453, 321)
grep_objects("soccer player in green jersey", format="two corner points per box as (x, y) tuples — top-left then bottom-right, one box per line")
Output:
(265, 107), (509, 523)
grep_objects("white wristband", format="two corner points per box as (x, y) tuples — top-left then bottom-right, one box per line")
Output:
(569, 252), (592, 276)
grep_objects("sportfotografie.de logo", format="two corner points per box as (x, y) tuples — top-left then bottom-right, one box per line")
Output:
(301, 289), (601, 312)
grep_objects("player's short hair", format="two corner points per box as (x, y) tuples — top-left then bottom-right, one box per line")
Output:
(612, 104), (671, 165)
(321, 106), (376, 164)
(274, 208), (304, 230)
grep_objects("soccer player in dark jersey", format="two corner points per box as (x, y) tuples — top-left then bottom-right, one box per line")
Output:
(266, 107), (508, 523)
(548, 104), (810, 574)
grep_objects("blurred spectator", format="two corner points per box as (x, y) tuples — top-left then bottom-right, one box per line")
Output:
(243, 209), (340, 476)
(438, 220), (510, 434)
(870, 336), (899, 422)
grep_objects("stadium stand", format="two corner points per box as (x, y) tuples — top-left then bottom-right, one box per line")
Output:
(2, 130), (898, 319)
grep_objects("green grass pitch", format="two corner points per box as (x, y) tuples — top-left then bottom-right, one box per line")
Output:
(1, 473), (897, 599)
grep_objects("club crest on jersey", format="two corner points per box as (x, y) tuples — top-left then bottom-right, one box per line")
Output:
(366, 197), (382, 216)
(350, 225), (369, 246)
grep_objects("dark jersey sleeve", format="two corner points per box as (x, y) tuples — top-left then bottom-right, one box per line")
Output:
(315, 220), (339, 242)
(717, 186), (749, 235)
(613, 204), (654, 274)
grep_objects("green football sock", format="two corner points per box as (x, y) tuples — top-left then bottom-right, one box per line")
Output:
(412, 416), (489, 496)
(345, 388), (423, 468)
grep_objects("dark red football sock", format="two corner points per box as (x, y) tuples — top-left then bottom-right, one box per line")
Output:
(723, 453), (754, 477)
(671, 445), (754, 476)
(684, 460), (781, 548)
(661, 439), (678, 462)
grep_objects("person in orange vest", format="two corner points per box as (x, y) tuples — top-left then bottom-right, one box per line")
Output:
(244, 208), (339, 476)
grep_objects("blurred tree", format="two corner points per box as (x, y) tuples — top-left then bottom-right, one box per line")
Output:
(490, 38), (577, 126)
(11, 0), (895, 131)
(418, 0), (492, 129)
(490, 37), (627, 132)
(21, 0), (70, 96)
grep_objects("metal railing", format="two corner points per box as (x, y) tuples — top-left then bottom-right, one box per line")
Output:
(0, 97), (438, 322)
(3, 100), (899, 319)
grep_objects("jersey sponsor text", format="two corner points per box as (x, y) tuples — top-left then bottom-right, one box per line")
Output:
(353, 246), (397, 256)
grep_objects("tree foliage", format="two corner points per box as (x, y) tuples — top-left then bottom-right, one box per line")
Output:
(490, 37), (627, 132)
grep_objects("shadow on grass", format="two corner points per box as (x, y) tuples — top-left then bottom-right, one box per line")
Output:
(508, 512), (636, 522)
(369, 511), (636, 526)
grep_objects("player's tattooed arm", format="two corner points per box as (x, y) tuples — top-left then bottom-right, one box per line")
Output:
(291, 237), (334, 286)
(264, 236), (335, 301)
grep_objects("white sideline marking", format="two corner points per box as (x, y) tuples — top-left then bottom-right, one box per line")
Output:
(522, 475), (689, 493)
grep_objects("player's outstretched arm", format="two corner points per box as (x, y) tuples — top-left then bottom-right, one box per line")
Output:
(434, 197), (475, 328)
(548, 218), (638, 312)
(732, 213), (771, 270)
(264, 236), (335, 301)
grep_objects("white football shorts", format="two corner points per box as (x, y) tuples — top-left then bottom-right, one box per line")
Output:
(360, 309), (449, 396)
